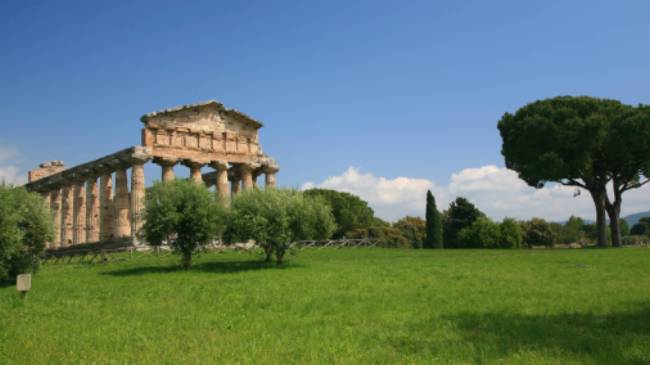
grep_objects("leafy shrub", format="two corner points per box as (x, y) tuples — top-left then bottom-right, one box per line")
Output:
(346, 225), (410, 247)
(0, 185), (52, 280)
(457, 217), (501, 248)
(142, 180), (227, 269)
(630, 217), (650, 236)
(393, 216), (425, 248)
(227, 189), (335, 264)
(560, 216), (586, 244)
(622, 235), (650, 246)
(499, 218), (523, 248)
(304, 189), (375, 238)
(443, 197), (485, 248)
(522, 218), (556, 247)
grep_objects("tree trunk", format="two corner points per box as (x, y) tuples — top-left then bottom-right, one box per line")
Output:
(181, 252), (192, 269)
(605, 189), (623, 247)
(589, 189), (609, 247)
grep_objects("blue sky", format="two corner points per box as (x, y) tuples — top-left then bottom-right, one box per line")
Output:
(1, 1), (649, 221)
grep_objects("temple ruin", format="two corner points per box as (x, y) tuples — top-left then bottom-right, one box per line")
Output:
(24, 100), (279, 249)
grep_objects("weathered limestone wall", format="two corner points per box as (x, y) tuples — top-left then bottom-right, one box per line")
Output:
(28, 161), (64, 183)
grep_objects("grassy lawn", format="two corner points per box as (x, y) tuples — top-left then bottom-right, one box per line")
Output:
(1, 248), (650, 364)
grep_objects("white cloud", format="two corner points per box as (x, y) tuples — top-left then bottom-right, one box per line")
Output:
(303, 165), (650, 222)
(302, 167), (448, 221)
(0, 146), (26, 185)
(0, 165), (26, 185)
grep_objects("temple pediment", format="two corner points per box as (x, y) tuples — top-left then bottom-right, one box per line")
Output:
(140, 100), (263, 135)
(139, 100), (270, 164)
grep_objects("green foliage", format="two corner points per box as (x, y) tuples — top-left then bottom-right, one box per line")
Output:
(497, 96), (622, 188)
(499, 218), (524, 248)
(457, 217), (502, 248)
(227, 189), (335, 263)
(498, 96), (650, 247)
(0, 185), (52, 280)
(304, 188), (375, 238)
(522, 218), (556, 247)
(443, 197), (484, 248)
(346, 225), (410, 248)
(424, 190), (443, 248)
(142, 180), (226, 269)
(393, 216), (425, 248)
(621, 235), (650, 246)
(619, 219), (630, 237)
(560, 216), (586, 244)
(631, 217), (650, 236)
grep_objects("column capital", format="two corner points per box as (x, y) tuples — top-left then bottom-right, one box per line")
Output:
(153, 157), (178, 167)
(263, 164), (280, 174)
(209, 160), (228, 170)
(182, 159), (205, 168)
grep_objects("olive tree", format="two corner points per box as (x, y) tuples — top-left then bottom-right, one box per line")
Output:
(0, 185), (52, 280)
(142, 179), (227, 269)
(227, 189), (335, 264)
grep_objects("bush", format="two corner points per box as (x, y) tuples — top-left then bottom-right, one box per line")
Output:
(630, 217), (650, 236)
(142, 180), (227, 269)
(227, 189), (335, 264)
(622, 235), (650, 246)
(393, 216), (425, 248)
(522, 218), (556, 247)
(304, 189), (375, 238)
(346, 225), (410, 247)
(500, 218), (523, 248)
(560, 216), (585, 244)
(0, 185), (52, 280)
(457, 217), (501, 248)
(443, 197), (485, 248)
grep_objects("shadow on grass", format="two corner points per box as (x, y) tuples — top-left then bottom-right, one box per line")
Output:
(389, 304), (650, 365)
(102, 259), (303, 277)
(0, 279), (14, 288)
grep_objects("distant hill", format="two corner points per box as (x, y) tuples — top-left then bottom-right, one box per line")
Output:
(624, 211), (650, 226)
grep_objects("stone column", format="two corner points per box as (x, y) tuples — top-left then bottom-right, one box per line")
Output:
(85, 178), (100, 243)
(130, 161), (146, 243)
(210, 161), (229, 202)
(265, 166), (279, 189)
(229, 167), (241, 196)
(240, 164), (254, 191)
(185, 161), (204, 185)
(61, 185), (74, 246)
(113, 168), (131, 238)
(99, 174), (114, 241)
(156, 158), (177, 182)
(72, 182), (86, 245)
(50, 189), (62, 248)
(42, 192), (51, 248)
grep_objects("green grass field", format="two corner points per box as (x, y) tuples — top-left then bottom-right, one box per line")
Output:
(1, 248), (650, 364)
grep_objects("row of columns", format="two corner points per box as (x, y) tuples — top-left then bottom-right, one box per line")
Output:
(154, 158), (278, 199)
(43, 159), (278, 249)
(44, 160), (147, 249)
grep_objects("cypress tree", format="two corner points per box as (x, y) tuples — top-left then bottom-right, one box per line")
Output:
(424, 190), (443, 248)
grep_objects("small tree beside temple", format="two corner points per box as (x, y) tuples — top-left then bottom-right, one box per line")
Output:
(142, 180), (227, 269)
(226, 188), (335, 264)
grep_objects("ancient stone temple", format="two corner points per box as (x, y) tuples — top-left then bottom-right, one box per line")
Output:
(25, 100), (279, 249)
